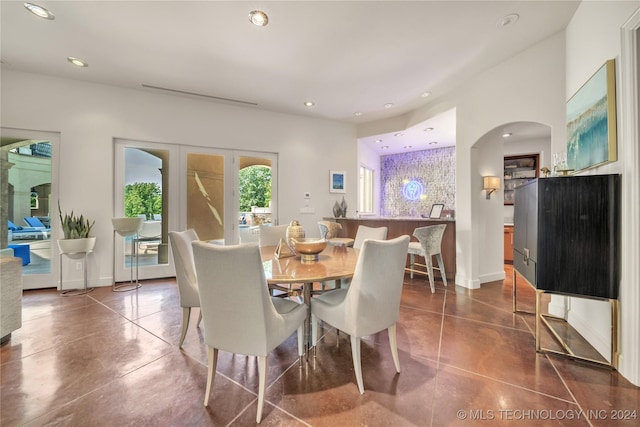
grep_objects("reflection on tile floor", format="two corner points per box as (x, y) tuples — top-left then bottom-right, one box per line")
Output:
(2, 265), (638, 426)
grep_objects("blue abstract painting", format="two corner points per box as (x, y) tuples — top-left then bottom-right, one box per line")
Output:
(567, 60), (617, 172)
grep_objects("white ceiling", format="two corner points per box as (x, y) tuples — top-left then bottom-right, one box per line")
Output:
(1, 0), (577, 151)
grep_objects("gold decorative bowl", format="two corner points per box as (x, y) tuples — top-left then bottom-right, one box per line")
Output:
(292, 238), (327, 262)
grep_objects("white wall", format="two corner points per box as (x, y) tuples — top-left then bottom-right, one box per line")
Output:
(564, 0), (640, 385)
(1, 69), (358, 285)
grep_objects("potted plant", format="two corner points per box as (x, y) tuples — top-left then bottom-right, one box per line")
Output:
(57, 202), (96, 255)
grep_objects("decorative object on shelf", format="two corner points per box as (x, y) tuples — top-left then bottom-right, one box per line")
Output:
(482, 176), (501, 200)
(340, 196), (348, 217)
(429, 203), (444, 218)
(286, 220), (305, 248)
(333, 201), (342, 218)
(567, 59), (617, 173)
(291, 238), (327, 263)
(540, 167), (551, 177)
(329, 170), (346, 193)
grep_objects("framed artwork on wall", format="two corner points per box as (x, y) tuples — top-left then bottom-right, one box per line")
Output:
(566, 59), (617, 173)
(329, 170), (346, 193)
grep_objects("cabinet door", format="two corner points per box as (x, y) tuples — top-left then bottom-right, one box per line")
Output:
(504, 226), (514, 262)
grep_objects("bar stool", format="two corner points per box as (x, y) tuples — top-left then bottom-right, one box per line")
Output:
(405, 224), (447, 293)
(112, 217), (143, 292)
(318, 221), (354, 247)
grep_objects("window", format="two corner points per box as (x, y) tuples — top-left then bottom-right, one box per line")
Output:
(359, 165), (374, 214)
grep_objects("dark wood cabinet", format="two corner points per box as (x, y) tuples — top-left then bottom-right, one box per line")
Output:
(513, 175), (620, 299)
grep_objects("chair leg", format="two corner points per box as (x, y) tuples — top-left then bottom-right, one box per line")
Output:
(311, 314), (318, 356)
(426, 256), (436, 293)
(409, 254), (415, 279)
(388, 324), (401, 373)
(297, 324), (305, 363)
(256, 355), (268, 423)
(350, 335), (365, 394)
(196, 310), (203, 328)
(179, 307), (191, 347)
(436, 254), (447, 287)
(204, 347), (218, 406)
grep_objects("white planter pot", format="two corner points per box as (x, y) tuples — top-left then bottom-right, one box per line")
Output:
(58, 237), (97, 255)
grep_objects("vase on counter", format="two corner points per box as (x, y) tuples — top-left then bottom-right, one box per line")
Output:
(340, 197), (347, 217)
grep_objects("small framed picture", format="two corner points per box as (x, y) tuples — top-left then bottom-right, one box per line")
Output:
(329, 170), (346, 193)
(429, 203), (444, 219)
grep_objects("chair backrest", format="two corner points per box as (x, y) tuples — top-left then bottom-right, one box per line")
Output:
(24, 217), (47, 228)
(342, 235), (410, 337)
(192, 241), (290, 355)
(318, 221), (342, 239)
(353, 225), (388, 249)
(139, 221), (162, 238)
(412, 224), (446, 256)
(169, 229), (200, 308)
(258, 224), (288, 247)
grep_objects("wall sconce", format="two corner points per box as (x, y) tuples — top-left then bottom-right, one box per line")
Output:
(483, 176), (501, 200)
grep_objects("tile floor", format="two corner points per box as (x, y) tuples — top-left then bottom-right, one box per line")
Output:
(1, 266), (638, 426)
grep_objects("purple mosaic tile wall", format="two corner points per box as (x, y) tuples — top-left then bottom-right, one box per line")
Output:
(381, 147), (455, 217)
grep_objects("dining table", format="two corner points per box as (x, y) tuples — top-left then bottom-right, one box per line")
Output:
(260, 244), (359, 357)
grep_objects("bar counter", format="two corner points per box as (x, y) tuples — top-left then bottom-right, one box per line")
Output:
(332, 217), (456, 280)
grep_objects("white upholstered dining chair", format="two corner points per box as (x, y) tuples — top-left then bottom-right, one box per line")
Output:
(258, 224), (288, 247)
(352, 225), (388, 249)
(168, 229), (202, 347)
(318, 221), (354, 247)
(405, 224), (448, 293)
(310, 235), (410, 394)
(192, 241), (307, 423)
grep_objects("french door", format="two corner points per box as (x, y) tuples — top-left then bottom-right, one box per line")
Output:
(114, 140), (277, 281)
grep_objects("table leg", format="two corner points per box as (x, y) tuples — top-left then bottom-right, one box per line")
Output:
(303, 281), (312, 360)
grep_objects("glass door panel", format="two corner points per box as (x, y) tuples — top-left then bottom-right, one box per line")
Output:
(186, 152), (225, 243)
(1, 128), (59, 290)
(114, 140), (175, 282)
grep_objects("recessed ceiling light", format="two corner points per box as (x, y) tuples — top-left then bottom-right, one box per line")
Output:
(67, 57), (88, 67)
(354, 112), (362, 116)
(502, 132), (513, 138)
(394, 132), (404, 137)
(404, 145), (412, 149)
(249, 10), (269, 26)
(421, 91), (431, 98)
(498, 13), (519, 28)
(375, 139), (382, 143)
(424, 127), (434, 132)
(24, 2), (55, 20)
(428, 141), (438, 145)
(384, 103), (394, 109)
(303, 101), (315, 107)
(381, 146), (389, 150)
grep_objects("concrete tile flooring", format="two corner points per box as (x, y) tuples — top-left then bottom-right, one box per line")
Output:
(1, 266), (638, 426)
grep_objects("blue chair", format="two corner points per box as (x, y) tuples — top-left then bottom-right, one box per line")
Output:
(24, 217), (49, 229)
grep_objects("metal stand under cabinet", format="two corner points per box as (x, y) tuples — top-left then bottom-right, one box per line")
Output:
(59, 250), (94, 296)
(512, 174), (621, 370)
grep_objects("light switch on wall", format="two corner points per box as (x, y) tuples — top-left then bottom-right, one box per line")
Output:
(304, 192), (311, 199)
